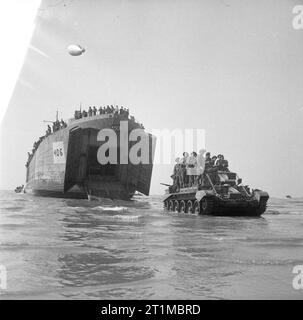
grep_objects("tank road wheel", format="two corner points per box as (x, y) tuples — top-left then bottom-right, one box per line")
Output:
(192, 200), (201, 214)
(173, 200), (180, 212)
(201, 197), (215, 215)
(179, 201), (186, 213)
(168, 200), (174, 211)
(185, 200), (193, 214)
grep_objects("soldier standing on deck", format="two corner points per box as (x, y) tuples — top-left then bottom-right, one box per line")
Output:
(46, 125), (51, 135)
(60, 119), (67, 128)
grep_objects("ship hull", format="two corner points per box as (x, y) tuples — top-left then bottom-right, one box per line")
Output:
(25, 188), (87, 199)
(24, 114), (154, 200)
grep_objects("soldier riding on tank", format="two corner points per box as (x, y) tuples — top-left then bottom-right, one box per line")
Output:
(164, 150), (269, 216)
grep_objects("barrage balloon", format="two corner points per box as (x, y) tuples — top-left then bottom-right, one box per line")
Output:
(67, 44), (85, 56)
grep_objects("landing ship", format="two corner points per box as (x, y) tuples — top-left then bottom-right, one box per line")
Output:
(24, 108), (155, 200)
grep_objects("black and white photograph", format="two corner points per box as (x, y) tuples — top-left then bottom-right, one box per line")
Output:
(0, 0), (303, 305)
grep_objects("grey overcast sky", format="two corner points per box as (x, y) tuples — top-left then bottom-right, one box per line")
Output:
(1, 0), (303, 197)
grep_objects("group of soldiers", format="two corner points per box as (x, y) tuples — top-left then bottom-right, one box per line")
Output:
(26, 119), (67, 167)
(73, 105), (145, 129)
(52, 119), (67, 132)
(74, 105), (130, 119)
(25, 105), (145, 167)
(171, 150), (229, 190)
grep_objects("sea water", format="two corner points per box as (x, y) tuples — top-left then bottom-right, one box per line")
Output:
(0, 191), (302, 299)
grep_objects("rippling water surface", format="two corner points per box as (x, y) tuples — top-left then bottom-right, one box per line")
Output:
(0, 191), (303, 299)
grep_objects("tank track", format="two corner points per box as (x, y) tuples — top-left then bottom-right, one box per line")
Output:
(164, 197), (219, 215)
(164, 195), (267, 216)
(254, 197), (268, 216)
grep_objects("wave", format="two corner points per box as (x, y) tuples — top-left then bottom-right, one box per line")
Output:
(265, 209), (303, 215)
(1, 206), (26, 212)
(0, 241), (30, 248)
(59, 206), (88, 213)
(112, 214), (142, 222)
(264, 209), (281, 215)
(231, 258), (303, 266)
(93, 206), (129, 213)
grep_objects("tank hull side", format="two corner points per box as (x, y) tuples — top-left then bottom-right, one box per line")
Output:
(204, 198), (266, 217)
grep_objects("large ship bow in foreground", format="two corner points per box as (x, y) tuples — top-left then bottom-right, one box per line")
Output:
(25, 108), (155, 200)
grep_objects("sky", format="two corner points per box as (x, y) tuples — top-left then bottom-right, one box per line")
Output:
(0, 0), (303, 197)
(0, 1), (40, 125)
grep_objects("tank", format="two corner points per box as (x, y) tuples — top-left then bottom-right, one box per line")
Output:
(163, 171), (269, 216)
